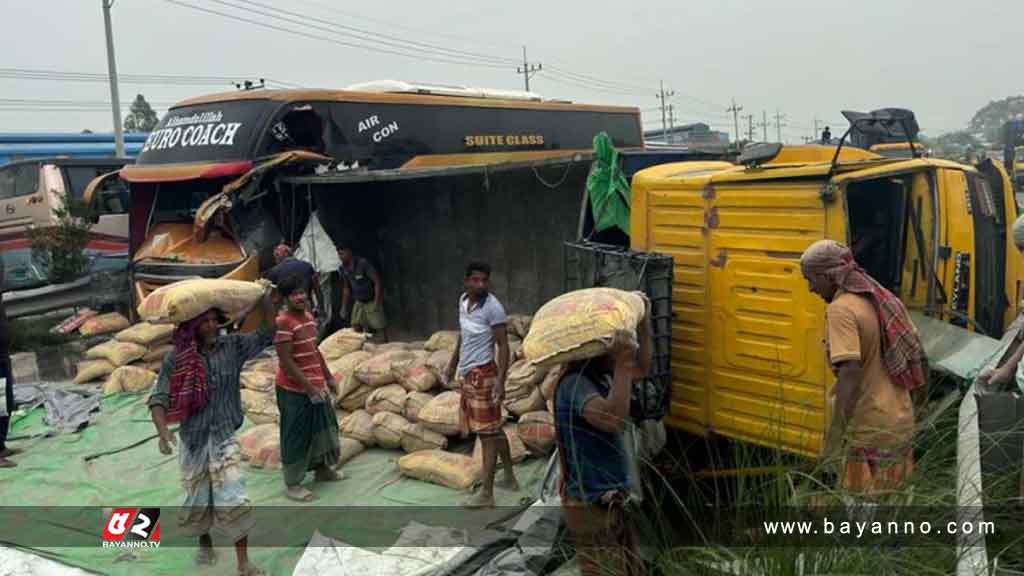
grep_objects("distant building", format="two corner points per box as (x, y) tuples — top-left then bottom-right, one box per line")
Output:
(643, 123), (729, 147)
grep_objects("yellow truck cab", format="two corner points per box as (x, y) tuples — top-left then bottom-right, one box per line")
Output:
(630, 119), (1022, 457)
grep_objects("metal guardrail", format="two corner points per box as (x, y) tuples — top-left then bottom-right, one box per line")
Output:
(1, 264), (130, 319)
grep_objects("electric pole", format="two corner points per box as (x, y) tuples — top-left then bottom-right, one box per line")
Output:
(746, 113), (755, 142)
(516, 46), (541, 92)
(774, 109), (787, 143)
(727, 98), (743, 146)
(668, 104), (675, 135)
(656, 81), (675, 142)
(759, 110), (769, 142)
(102, 0), (124, 157)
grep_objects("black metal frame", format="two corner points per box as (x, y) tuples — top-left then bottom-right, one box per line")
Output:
(562, 240), (674, 421)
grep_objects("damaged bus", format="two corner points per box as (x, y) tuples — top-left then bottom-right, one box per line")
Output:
(86, 81), (644, 330)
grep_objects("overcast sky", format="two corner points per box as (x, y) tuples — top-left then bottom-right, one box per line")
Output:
(1, 0), (1020, 141)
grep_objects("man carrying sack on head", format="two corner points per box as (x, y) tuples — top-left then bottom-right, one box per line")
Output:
(148, 282), (276, 576)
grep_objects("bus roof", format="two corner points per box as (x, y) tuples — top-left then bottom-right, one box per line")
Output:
(175, 87), (640, 115)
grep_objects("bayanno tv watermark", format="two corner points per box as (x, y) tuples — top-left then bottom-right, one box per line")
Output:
(101, 508), (161, 550)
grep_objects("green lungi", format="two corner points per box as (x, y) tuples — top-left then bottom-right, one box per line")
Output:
(276, 387), (341, 487)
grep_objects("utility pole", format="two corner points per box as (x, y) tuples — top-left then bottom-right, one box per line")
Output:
(746, 113), (755, 142)
(727, 98), (743, 146)
(656, 81), (675, 142)
(102, 0), (124, 157)
(668, 104), (675, 134)
(759, 110), (769, 142)
(516, 46), (541, 92)
(774, 109), (787, 143)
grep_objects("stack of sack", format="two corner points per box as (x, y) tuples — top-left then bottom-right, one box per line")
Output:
(222, 285), (644, 492)
(74, 319), (174, 396)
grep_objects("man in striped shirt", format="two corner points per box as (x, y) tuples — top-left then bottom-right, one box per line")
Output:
(274, 274), (341, 502)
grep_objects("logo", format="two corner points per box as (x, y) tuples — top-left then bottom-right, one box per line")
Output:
(102, 508), (161, 549)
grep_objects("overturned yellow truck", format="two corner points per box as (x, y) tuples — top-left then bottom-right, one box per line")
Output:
(630, 110), (1023, 457)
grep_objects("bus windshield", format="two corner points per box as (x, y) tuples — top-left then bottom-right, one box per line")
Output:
(137, 99), (278, 166)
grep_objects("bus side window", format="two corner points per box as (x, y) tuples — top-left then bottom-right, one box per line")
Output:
(0, 167), (15, 200)
(12, 164), (40, 197)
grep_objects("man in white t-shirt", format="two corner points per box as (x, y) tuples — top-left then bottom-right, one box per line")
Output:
(445, 261), (516, 508)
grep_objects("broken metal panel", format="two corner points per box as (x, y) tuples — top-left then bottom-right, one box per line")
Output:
(911, 311), (1024, 380)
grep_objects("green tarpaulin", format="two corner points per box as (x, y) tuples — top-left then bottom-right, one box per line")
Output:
(586, 132), (631, 235)
(0, 393), (548, 576)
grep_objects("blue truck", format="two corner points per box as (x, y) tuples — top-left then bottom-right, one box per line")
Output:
(0, 132), (147, 165)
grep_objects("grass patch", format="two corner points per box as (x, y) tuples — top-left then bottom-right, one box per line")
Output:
(618, 375), (1024, 575)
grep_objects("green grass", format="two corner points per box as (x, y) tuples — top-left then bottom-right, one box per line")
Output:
(609, 374), (1024, 576)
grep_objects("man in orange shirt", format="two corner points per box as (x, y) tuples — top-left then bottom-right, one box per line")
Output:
(274, 274), (342, 502)
(800, 240), (926, 496)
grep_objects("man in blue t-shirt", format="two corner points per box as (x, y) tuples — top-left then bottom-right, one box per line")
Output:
(554, 296), (651, 576)
(264, 244), (321, 314)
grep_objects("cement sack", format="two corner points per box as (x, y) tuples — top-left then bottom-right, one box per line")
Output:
(546, 397), (554, 414)
(395, 359), (438, 393)
(104, 366), (157, 396)
(114, 322), (174, 346)
(505, 359), (549, 399)
(319, 329), (370, 362)
(398, 450), (481, 491)
(355, 350), (417, 387)
(339, 410), (376, 446)
(425, 349), (452, 378)
(86, 340), (147, 367)
(372, 411), (411, 449)
(241, 389), (279, 424)
(337, 384), (373, 412)
(424, 331), (459, 352)
(241, 370), (275, 393)
(329, 350), (372, 383)
(365, 384), (407, 415)
(337, 437), (366, 465)
(134, 360), (164, 374)
(404, 392), (434, 423)
(540, 364), (566, 401)
(138, 278), (268, 324)
(473, 424), (529, 465)
(507, 314), (533, 340)
(79, 312), (131, 337)
(239, 424), (282, 469)
(506, 387), (546, 418)
(418, 391), (463, 437)
(365, 342), (407, 354)
(523, 288), (647, 367)
(406, 340), (427, 351)
(143, 344), (174, 364)
(74, 359), (115, 384)
(508, 338), (524, 362)
(245, 357), (279, 375)
(400, 423), (448, 453)
(517, 411), (556, 455)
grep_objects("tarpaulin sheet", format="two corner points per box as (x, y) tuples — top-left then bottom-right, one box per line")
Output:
(11, 382), (102, 436)
(0, 393), (549, 576)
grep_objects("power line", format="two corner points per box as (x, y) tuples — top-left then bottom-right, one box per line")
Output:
(161, 0), (510, 69)
(0, 67), (300, 88)
(231, 0), (520, 66)
(774, 109), (787, 143)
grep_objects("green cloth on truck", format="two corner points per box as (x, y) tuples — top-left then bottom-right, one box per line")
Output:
(0, 393), (547, 576)
(277, 386), (340, 486)
(586, 131), (631, 235)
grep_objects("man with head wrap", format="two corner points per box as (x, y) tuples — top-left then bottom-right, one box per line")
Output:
(976, 214), (1024, 392)
(800, 239), (926, 495)
(147, 286), (276, 575)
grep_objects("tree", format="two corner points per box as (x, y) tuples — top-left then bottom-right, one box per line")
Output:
(968, 95), (1024, 145)
(27, 191), (97, 284)
(123, 93), (159, 132)
(920, 131), (983, 161)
